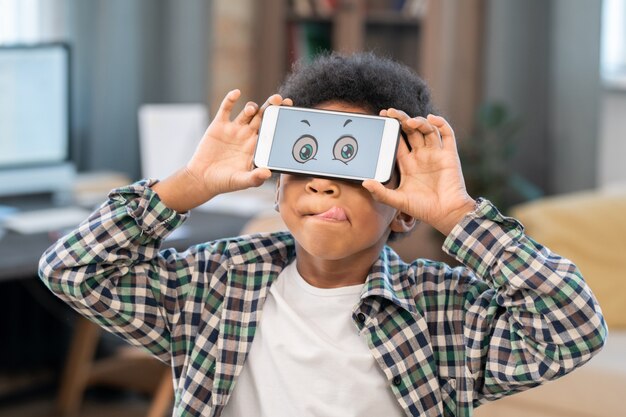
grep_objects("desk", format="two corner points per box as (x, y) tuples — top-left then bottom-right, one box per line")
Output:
(0, 205), (251, 415)
(0, 209), (251, 280)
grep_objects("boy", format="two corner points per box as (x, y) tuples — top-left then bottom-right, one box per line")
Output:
(40, 53), (606, 417)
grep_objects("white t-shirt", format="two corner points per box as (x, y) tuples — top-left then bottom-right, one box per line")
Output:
(221, 261), (404, 417)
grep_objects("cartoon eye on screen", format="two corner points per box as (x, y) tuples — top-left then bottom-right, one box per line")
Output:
(292, 134), (318, 163)
(333, 134), (358, 164)
(292, 119), (359, 165)
(255, 106), (401, 183)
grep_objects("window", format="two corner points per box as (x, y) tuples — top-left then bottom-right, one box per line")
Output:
(601, 0), (626, 88)
(0, 0), (66, 44)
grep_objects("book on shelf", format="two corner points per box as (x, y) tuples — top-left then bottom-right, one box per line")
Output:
(287, 21), (332, 66)
(291, 0), (339, 18)
(291, 0), (314, 16)
(367, 0), (406, 12)
(290, 0), (426, 18)
(402, 0), (428, 17)
(313, 0), (336, 17)
(366, 0), (427, 16)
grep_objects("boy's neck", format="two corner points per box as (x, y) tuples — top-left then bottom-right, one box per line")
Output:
(293, 243), (383, 289)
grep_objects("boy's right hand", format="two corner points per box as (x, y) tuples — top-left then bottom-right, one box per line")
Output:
(152, 90), (290, 213)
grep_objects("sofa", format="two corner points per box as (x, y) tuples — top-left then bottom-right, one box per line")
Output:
(475, 188), (626, 417)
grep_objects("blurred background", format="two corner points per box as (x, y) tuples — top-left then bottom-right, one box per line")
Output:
(0, 0), (624, 416)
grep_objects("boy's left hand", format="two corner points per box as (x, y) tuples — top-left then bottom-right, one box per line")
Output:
(362, 109), (476, 236)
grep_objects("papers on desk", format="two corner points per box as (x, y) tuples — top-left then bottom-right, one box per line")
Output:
(0, 205), (18, 240)
(73, 171), (131, 207)
(2, 207), (92, 235)
(0, 181), (275, 234)
(0, 205), (18, 221)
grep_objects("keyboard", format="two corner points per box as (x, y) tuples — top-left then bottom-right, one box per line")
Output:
(2, 206), (92, 234)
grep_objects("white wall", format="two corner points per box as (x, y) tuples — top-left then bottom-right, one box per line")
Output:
(483, 0), (551, 193)
(598, 91), (626, 187)
(548, 0), (602, 194)
(485, 0), (604, 195)
(67, 0), (211, 179)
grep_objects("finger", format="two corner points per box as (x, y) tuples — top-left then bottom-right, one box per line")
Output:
(379, 109), (388, 117)
(396, 136), (410, 160)
(215, 89), (241, 122)
(414, 117), (443, 148)
(388, 109), (436, 148)
(427, 114), (457, 151)
(387, 108), (430, 150)
(260, 94), (283, 112)
(393, 139), (411, 179)
(283, 97), (294, 106)
(399, 116), (427, 150)
(233, 167), (272, 190)
(386, 107), (411, 124)
(240, 132), (259, 155)
(248, 167), (273, 186)
(362, 180), (406, 211)
(234, 101), (259, 125)
(249, 94), (283, 130)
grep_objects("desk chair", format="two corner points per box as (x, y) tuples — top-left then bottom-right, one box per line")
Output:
(56, 316), (173, 417)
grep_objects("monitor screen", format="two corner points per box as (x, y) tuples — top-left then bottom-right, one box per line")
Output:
(0, 44), (69, 169)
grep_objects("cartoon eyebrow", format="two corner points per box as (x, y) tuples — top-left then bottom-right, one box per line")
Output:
(301, 119), (311, 126)
(343, 119), (352, 127)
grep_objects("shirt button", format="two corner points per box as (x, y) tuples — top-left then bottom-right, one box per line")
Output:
(392, 376), (402, 386)
(357, 313), (366, 323)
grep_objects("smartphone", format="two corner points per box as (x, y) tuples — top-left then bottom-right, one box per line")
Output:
(254, 105), (401, 183)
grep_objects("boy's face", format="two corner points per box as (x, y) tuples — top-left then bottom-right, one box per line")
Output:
(276, 101), (412, 262)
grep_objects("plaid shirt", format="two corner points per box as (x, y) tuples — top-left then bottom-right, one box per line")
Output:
(39, 180), (607, 417)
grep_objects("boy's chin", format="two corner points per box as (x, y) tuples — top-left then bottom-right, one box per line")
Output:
(293, 234), (383, 261)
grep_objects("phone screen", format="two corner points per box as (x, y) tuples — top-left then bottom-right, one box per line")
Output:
(267, 107), (385, 179)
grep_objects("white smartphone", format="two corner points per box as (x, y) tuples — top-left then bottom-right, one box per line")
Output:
(254, 105), (401, 183)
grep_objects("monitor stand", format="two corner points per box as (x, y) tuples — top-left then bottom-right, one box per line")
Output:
(0, 163), (76, 205)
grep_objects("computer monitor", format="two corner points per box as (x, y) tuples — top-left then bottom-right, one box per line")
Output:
(0, 43), (74, 200)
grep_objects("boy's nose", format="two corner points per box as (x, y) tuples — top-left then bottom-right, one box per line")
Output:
(305, 177), (340, 196)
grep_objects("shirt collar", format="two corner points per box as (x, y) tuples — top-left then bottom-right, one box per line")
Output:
(360, 246), (418, 315)
(228, 233), (417, 314)
(227, 231), (296, 266)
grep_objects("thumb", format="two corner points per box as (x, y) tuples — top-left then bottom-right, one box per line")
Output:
(362, 180), (405, 210)
(235, 168), (272, 189)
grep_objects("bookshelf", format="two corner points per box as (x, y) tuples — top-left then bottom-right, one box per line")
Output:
(251, 0), (427, 105)
(210, 0), (484, 138)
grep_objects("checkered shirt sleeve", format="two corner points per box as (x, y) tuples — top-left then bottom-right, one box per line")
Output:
(443, 198), (608, 405)
(38, 179), (230, 363)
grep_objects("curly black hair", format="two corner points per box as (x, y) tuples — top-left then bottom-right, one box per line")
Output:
(278, 52), (434, 241)
(279, 51), (435, 119)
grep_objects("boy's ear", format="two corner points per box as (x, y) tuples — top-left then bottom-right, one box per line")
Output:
(274, 177), (281, 211)
(390, 211), (416, 234)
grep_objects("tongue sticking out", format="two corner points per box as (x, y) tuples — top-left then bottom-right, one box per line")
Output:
(315, 206), (348, 221)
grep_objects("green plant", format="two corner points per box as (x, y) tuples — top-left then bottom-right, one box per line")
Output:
(459, 102), (543, 211)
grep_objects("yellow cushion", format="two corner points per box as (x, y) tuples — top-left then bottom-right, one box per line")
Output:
(510, 191), (626, 329)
